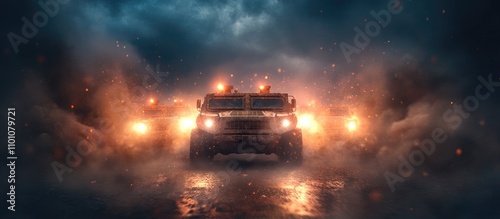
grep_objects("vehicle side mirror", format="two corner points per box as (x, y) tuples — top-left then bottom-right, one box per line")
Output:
(291, 99), (296, 112)
(196, 99), (201, 111)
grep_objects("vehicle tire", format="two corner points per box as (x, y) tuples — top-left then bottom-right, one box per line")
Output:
(277, 129), (303, 165)
(189, 129), (215, 164)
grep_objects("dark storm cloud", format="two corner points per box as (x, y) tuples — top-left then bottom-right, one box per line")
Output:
(1, 1), (489, 76)
(3, 0), (496, 92)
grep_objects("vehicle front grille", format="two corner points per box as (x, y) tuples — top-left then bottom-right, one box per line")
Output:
(230, 111), (264, 116)
(150, 123), (167, 131)
(224, 120), (270, 130)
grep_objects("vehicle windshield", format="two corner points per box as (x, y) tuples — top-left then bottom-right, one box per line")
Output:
(251, 98), (285, 109)
(142, 109), (163, 117)
(142, 107), (188, 117)
(164, 108), (187, 116)
(208, 98), (244, 110)
(329, 108), (349, 116)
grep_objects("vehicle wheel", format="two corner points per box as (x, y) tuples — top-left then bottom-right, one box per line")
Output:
(189, 129), (215, 164)
(277, 129), (303, 165)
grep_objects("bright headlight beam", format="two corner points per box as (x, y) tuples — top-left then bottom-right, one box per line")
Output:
(179, 117), (196, 131)
(346, 121), (357, 132)
(133, 122), (148, 134)
(298, 114), (313, 128)
(204, 119), (214, 128)
(281, 119), (291, 127)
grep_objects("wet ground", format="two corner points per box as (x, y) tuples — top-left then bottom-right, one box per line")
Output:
(6, 144), (500, 219)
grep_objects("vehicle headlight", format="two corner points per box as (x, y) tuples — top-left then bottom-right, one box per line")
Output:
(133, 122), (148, 134)
(346, 120), (358, 132)
(281, 119), (291, 128)
(179, 117), (196, 132)
(204, 118), (215, 128)
(298, 114), (314, 128)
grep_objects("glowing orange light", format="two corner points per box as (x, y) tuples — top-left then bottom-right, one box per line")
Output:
(149, 98), (155, 104)
(179, 117), (196, 132)
(298, 114), (313, 128)
(259, 85), (265, 90)
(70, 105), (74, 109)
(85, 88), (89, 92)
(345, 116), (360, 132)
(217, 83), (224, 90)
(456, 148), (462, 156)
(133, 122), (148, 134)
(297, 114), (318, 133)
(346, 121), (357, 132)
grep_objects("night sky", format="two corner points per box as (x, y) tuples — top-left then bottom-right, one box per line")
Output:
(2, 0), (499, 101)
(1, 0), (500, 218)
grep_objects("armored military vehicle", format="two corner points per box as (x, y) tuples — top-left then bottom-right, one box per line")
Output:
(131, 99), (193, 139)
(317, 106), (360, 139)
(190, 85), (302, 164)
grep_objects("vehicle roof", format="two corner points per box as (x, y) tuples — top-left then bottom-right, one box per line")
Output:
(209, 93), (288, 97)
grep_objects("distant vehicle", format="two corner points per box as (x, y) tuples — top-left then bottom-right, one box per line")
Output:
(299, 104), (377, 158)
(131, 99), (195, 140)
(317, 106), (360, 139)
(190, 84), (302, 164)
